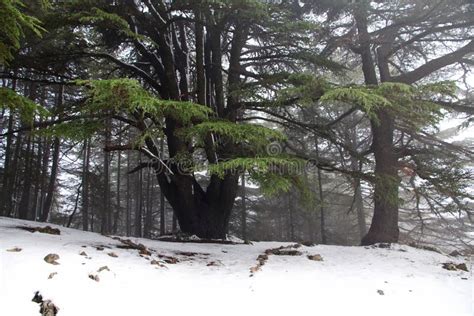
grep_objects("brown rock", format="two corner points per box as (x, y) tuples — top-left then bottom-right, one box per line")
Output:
(44, 254), (60, 265)
(257, 254), (268, 265)
(88, 274), (100, 282)
(97, 266), (110, 273)
(107, 252), (118, 258)
(150, 260), (167, 268)
(442, 262), (457, 271)
(6, 247), (22, 252)
(307, 254), (323, 261)
(164, 257), (178, 264)
(79, 251), (87, 256)
(456, 263), (469, 272)
(272, 249), (302, 256)
(48, 272), (57, 279)
(18, 225), (60, 235)
(449, 250), (462, 257)
(38, 226), (61, 235)
(139, 248), (152, 256)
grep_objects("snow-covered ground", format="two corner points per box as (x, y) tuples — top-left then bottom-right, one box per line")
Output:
(0, 217), (472, 316)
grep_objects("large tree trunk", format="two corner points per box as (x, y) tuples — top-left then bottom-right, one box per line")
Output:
(361, 111), (400, 245)
(354, 4), (400, 245)
(156, 170), (238, 239)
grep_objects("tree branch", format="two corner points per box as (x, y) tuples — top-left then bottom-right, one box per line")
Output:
(393, 40), (474, 84)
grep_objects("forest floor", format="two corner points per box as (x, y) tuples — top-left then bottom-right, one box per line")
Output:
(0, 217), (471, 316)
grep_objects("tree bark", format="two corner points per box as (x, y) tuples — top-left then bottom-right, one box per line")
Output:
(5, 131), (23, 217)
(113, 123), (122, 234)
(101, 118), (111, 234)
(156, 168), (238, 239)
(143, 170), (153, 238)
(240, 174), (247, 240)
(159, 138), (166, 235)
(314, 137), (327, 244)
(0, 77), (17, 217)
(134, 153), (143, 237)
(40, 136), (60, 222)
(81, 139), (90, 231)
(361, 111), (400, 244)
(18, 133), (33, 219)
(287, 192), (295, 241)
(126, 149), (131, 236)
(353, 4), (400, 245)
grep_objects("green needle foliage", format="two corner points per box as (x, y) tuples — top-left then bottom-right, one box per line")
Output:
(321, 81), (455, 128)
(73, 79), (300, 194)
(0, 87), (49, 124)
(0, 0), (46, 65)
(185, 120), (286, 149)
(79, 79), (213, 124)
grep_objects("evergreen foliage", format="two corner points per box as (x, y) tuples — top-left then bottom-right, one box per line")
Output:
(320, 82), (455, 128)
(0, 87), (49, 123)
(0, 0), (45, 65)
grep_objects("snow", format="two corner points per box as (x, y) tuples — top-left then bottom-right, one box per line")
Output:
(0, 217), (472, 316)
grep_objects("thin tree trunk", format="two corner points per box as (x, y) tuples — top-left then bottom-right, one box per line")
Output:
(40, 136), (60, 222)
(315, 137), (327, 244)
(241, 173), (247, 240)
(32, 132), (43, 220)
(81, 139), (90, 231)
(113, 123), (122, 234)
(39, 137), (51, 220)
(0, 78), (17, 216)
(134, 153), (143, 237)
(18, 133), (32, 219)
(67, 183), (82, 228)
(5, 132), (22, 217)
(159, 137), (166, 236)
(126, 149), (131, 236)
(195, 10), (206, 106)
(172, 214), (177, 234)
(288, 192), (295, 241)
(40, 85), (63, 222)
(351, 157), (366, 239)
(143, 170), (153, 238)
(102, 118), (111, 234)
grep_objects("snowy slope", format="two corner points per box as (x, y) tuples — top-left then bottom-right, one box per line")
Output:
(0, 217), (472, 316)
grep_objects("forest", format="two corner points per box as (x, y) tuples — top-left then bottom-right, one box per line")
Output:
(1, 0), (473, 247)
(1, 0), (473, 315)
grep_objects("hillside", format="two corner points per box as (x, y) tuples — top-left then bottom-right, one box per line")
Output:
(0, 217), (471, 316)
